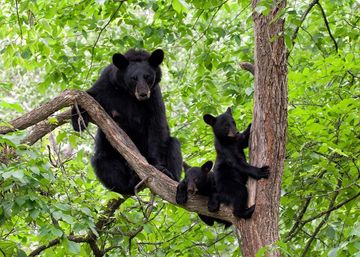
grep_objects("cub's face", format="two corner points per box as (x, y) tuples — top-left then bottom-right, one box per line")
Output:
(112, 49), (164, 101)
(203, 108), (239, 140)
(184, 161), (213, 194)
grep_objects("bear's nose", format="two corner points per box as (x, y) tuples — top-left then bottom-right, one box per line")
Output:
(139, 92), (148, 97)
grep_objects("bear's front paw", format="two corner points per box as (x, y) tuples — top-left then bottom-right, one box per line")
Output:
(233, 204), (255, 219)
(259, 166), (270, 179)
(175, 190), (187, 204)
(208, 199), (220, 213)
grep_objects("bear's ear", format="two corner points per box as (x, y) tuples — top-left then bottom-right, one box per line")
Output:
(149, 49), (164, 67)
(183, 162), (191, 172)
(226, 107), (232, 115)
(201, 161), (213, 173)
(203, 114), (216, 126)
(112, 53), (129, 69)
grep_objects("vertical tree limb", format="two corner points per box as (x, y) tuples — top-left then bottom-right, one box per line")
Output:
(236, 1), (288, 256)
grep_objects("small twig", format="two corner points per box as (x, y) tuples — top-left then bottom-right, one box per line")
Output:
(291, 0), (318, 45)
(301, 175), (343, 257)
(301, 191), (360, 224)
(15, 0), (23, 43)
(74, 102), (86, 134)
(74, 102), (96, 141)
(285, 197), (312, 242)
(288, 0), (319, 57)
(47, 145), (57, 167)
(134, 175), (150, 205)
(316, 2), (338, 52)
(85, 1), (125, 81)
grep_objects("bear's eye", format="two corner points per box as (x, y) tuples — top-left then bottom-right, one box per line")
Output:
(131, 76), (138, 81)
(144, 74), (152, 81)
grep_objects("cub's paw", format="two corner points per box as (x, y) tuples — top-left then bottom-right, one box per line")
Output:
(233, 205), (255, 219)
(242, 205), (256, 219)
(260, 166), (270, 178)
(208, 199), (220, 213)
(175, 190), (187, 204)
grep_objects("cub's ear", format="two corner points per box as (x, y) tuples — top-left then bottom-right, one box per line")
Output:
(226, 107), (232, 115)
(201, 161), (213, 173)
(183, 162), (191, 172)
(203, 114), (216, 126)
(112, 53), (129, 69)
(149, 49), (164, 67)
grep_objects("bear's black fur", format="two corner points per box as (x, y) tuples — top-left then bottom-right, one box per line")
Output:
(176, 161), (231, 227)
(203, 107), (270, 219)
(71, 49), (182, 195)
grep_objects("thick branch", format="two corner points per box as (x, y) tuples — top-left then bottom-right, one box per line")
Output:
(22, 110), (71, 145)
(1, 90), (236, 223)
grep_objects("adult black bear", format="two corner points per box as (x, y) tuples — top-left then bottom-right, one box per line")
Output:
(203, 107), (269, 219)
(71, 49), (182, 195)
(176, 161), (231, 227)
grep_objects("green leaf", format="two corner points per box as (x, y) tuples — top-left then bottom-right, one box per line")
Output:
(0, 101), (24, 112)
(67, 240), (80, 254)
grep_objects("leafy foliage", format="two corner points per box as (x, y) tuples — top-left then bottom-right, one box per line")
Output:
(0, 0), (359, 256)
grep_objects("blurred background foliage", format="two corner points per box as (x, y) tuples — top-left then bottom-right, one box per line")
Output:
(0, 0), (359, 256)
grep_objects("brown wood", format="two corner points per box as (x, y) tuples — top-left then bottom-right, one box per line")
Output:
(235, 1), (288, 256)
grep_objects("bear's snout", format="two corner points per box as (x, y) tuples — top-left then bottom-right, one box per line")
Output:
(135, 85), (151, 101)
(187, 183), (198, 194)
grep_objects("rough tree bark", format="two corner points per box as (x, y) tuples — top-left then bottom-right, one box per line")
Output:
(237, 1), (288, 256)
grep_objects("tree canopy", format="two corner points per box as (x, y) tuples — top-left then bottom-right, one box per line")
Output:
(0, 0), (359, 256)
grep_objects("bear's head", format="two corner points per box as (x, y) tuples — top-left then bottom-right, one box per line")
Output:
(203, 107), (239, 141)
(183, 161), (213, 194)
(112, 49), (164, 101)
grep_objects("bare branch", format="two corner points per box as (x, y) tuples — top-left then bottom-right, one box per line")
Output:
(301, 175), (343, 257)
(316, 2), (338, 52)
(301, 191), (360, 224)
(291, 0), (318, 46)
(28, 239), (61, 257)
(285, 197), (312, 242)
(15, 0), (23, 43)
(85, 1), (125, 81)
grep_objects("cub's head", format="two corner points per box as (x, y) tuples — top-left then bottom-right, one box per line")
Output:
(183, 161), (213, 194)
(203, 107), (239, 140)
(112, 49), (164, 101)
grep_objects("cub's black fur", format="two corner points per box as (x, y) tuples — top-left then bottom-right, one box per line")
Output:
(176, 161), (231, 227)
(71, 49), (182, 195)
(203, 107), (269, 218)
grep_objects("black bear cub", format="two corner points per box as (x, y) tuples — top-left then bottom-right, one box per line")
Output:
(203, 107), (270, 219)
(176, 161), (231, 227)
(71, 49), (182, 195)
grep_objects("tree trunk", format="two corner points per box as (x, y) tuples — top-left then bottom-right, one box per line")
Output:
(236, 1), (288, 256)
